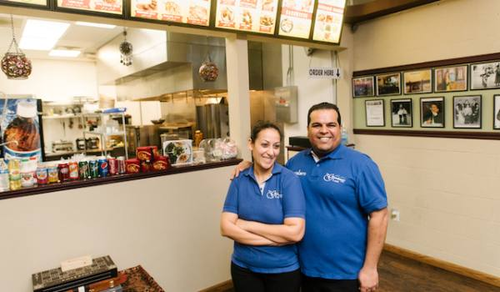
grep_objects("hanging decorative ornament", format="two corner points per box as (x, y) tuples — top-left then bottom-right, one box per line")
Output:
(199, 52), (219, 82)
(1, 15), (32, 80)
(119, 28), (133, 66)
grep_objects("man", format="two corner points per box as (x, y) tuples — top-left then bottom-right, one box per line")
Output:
(424, 103), (443, 125)
(233, 102), (388, 292)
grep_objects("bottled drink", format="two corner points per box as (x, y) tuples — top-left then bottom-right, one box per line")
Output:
(8, 158), (22, 190)
(341, 127), (349, 145)
(0, 159), (9, 192)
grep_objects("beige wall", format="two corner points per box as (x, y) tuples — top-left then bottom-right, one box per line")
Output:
(0, 167), (233, 292)
(352, 0), (500, 276)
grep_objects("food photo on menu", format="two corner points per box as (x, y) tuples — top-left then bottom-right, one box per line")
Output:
(219, 6), (235, 27)
(240, 9), (253, 28)
(133, 0), (158, 18)
(261, 0), (275, 11)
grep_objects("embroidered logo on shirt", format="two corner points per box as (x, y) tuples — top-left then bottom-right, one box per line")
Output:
(266, 190), (282, 199)
(323, 173), (346, 183)
(294, 170), (307, 176)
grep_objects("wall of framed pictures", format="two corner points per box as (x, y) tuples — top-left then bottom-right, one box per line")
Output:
(352, 52), (500, 135)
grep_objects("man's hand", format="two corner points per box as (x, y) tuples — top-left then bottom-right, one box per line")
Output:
(230, 160), (252, 179)
(358, 266), (379, 292)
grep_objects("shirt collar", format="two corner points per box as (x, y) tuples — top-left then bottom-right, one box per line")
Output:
(306, 144), (346, 162)
(244, 162), (283, 181)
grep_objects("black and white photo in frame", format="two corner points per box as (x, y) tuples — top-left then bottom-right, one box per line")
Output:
(390, 99), (412, 127)
(470, 61), (500, 90)
(494, 95), (500, 130)
(453, 95), (481, 129)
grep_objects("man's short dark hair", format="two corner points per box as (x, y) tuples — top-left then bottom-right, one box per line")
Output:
(307, 102), (342, 126)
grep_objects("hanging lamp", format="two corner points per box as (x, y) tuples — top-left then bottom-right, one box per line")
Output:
(119, 28), (133, 66)
(1, 15), (32, 80)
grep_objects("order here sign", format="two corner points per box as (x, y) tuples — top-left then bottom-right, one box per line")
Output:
(308, 67), (342, 79)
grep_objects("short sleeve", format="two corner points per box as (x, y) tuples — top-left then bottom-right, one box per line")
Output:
(356, 159), (388, 214)
(222, 179), (239, 214)
(281, 171), (306, 219)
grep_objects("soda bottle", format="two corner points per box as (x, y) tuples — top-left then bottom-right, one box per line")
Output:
(8, 158), (22, 190)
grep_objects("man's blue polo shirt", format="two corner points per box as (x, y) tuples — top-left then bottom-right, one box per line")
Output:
(223, 163), (306, 273)
(286, 144), (387, 279)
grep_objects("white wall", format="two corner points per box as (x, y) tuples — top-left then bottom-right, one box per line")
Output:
(0, 59), (98, 102)
(0, 166), (233, 292)
(352, 0), (500, 276)
(282, 25), (354, 145)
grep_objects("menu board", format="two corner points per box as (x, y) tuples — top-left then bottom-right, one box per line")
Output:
(215, 0), (279, 35)
(131, 0), (211, 26)
(312, 0), (345, 43)
(3, 0), (47, 6)
(57, 0), (123, 14)
(278, 0), (315, 39)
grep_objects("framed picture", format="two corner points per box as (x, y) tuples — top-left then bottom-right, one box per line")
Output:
(494, 95), (500, 130)
(421, 97), (445, 128)
(390, 99), (413, 128)
(376, 73), (401, 96)
(453, 95), (481, 129)
(365, 99), (385, 127)
(470, 61), (500, 90)
(404, 69), (432, 94)
(434, 65), (468, 92)
(353, 76), (375, 97)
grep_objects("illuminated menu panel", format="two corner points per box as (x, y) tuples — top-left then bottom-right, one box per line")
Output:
(3, 0), (46, 5)
(215, 0), (279, 35)
(278, 0), (315, 39)
(131, 0), (211, 26)
(57, 0), (123, 14)
(312, 0), (345, 43)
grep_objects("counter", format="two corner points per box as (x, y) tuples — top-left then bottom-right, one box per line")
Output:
(0, 159), (239, 291)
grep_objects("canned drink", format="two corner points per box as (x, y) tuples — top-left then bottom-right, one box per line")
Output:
(108, 157), (118, 176)
(36, 166), (48, 185)
(58, 163), (69, 182)
(68, 161), (79, 180)
(79, 160), (90, 180)
(98, 157), (109, 177)
(89, 160), (99, 178)
(117, 156), (126, 174)
(47, 165), (59, 184)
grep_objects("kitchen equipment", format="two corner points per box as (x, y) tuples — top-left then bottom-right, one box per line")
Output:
(195, 103), (229, 139)
(87, 137), (100, 150)
(126, 125), (161, 158)
(52, 140), (74, 153)
(76, 138), (87, 150)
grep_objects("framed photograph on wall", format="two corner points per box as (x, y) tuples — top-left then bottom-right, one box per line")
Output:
(404, 69), (432, 94)
(494, 95), (500, 130)
(470, 61), (500, 90)
(376, 73), (401, 96)
(421, 97), (445, 128)
(434, 65), (468, 92)
(390, 99), (412, 128)
(352, 76), (375, 97)
(453, 95), (481, 129)
(365, 99), (385, 127)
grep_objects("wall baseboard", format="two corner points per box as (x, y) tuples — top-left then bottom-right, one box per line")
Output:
(384, 244), (500, 288)
(199, 280), (233, 292)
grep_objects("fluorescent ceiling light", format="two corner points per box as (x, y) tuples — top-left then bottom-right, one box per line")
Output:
(49, 50), (81, 57)
(75, 21), (116, 29)
(20, 19), (70, 51)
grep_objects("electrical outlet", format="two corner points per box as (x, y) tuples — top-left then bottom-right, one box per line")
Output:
(390, 209), (400, 222)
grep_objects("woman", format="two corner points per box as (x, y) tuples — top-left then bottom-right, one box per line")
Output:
(220, 121), (305, 292)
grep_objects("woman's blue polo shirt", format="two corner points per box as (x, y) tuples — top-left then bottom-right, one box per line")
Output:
(223, 163), (306, 274)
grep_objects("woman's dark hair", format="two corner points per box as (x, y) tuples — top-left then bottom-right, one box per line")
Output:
(307, 102), (342, 126)
(250, 121), (283, 142)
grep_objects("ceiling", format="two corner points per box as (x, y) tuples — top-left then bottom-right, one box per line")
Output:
(0, 13), (124, 61)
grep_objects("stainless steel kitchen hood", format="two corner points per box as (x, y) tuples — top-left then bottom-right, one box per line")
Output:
(96, 29), (281, 100)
